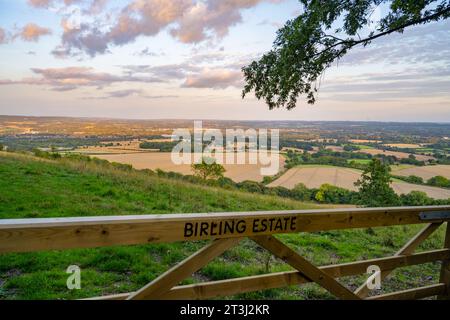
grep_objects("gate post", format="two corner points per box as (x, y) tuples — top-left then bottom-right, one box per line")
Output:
(438, 222), (450, 300)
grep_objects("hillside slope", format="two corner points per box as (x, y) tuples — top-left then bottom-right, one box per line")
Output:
(0, 152), (445, 300)
(0, 152), (321, 219)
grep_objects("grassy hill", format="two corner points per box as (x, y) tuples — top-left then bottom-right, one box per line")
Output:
(0, 152), (446, 299)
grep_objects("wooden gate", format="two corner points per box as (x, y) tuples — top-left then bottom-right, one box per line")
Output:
(0, 206), (449, 300)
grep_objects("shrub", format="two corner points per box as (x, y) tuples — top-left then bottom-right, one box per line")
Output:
(216, 177), (236, 189)
(111, 162), (133, 171)
(400, 191), (432, 206)
(237, 180), (266, 194)
(403, 175), (424, 184)
(262, 176), (275, 184)
(33, 149), (61, 160)
(270, 186), (293, 198)
(427, 176), (450, 188)
(315, 184), (356, 204)
(291, 183), (313, 201)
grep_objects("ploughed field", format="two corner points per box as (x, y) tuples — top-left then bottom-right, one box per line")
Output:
(357, 148), (435, 162)
(391, 165), (450, 180)
(268, 165), (450, 200)
(92, 152), (285, 183)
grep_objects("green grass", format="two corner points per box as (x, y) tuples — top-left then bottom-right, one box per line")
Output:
(0, 152), (446, 300)
(293, 164), (354, 169)
(351, 144), (373, 150)
(0, 152), (319, 219)
(347, 159), (371, 165)
(391, 164), (415, 171)
(416, 148), (434, 152)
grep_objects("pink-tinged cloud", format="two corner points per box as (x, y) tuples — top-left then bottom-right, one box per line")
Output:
(17, 23), (52, 42)
(28, 0), (52, 7)
(54, 0), (191, 57)
(28, 0), (82, 8)
(171, 0), (271, 43)
(183, 69), (243, 89)
(0, 66), (162, 91)
(120, 51), (251, 89)
(55, 0), (282, 57)
(82, 89), (179, 100)
(107, 0), (192, 46)
(84, 0), (109, 15)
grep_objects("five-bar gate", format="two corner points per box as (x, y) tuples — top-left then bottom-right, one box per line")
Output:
(0, 206), (449, 300)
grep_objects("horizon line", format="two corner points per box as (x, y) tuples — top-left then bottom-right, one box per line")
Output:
(1, 114), (450, 125)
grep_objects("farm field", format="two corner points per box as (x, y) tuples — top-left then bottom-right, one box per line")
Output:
(92, 152), (285, 182)
(382, 143), (422, 148)
(391, 164), (450, 180)
(269, 165), (361, 190)
(325, 146), (344, 152)
(268, 165), (450, 199)
(73, 139), (156, 154)
(358, 148), (435, 162)
(348, 139), (381, 144)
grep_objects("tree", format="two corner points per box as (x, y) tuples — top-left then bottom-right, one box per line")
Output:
(355, 158), (399, 207)
(242, 0), (450, 109)
(191, 158), (226, 180)
(427, 175), (450, 188)
(344, 144), (360, 152)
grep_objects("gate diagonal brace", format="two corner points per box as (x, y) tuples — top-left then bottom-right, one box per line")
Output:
(251, 235), (361, 300)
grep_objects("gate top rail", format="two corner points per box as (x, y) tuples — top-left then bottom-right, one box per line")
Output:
(0, 206), (449, 253)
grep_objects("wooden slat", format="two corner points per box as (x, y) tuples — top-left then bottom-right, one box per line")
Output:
(355, 222), (442, 298)
(438, 222), (450, 300)
(1, 206), (449, 253)
(367, 283), (446, 300)
(127, 237), (241, 300)
(84, 249), (450, 300)
(251, 235), (361, 300)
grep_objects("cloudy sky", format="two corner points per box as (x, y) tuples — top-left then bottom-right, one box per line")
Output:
(0, 0), (449, 122)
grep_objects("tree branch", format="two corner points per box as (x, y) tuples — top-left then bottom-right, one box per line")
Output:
(314, 6), (450, 58)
